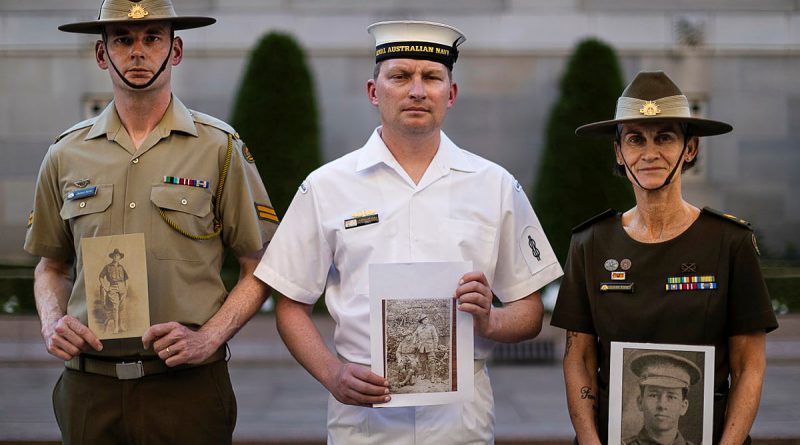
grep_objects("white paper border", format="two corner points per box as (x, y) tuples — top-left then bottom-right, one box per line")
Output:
(609, 342), (715, 445)
(369, 261), (474, 408)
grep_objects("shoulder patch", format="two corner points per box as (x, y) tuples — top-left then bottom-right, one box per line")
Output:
(55, 117), (97, 143)
(572, 209), (617, 233)
(189, 110), (237, 137)
(702, 207), (752, 229)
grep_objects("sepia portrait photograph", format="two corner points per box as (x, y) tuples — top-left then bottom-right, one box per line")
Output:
(608, 342), (715, 445)
(383, 298), (454, 395)
(369, 261), (474, 407)
(81, 233), (150, 340)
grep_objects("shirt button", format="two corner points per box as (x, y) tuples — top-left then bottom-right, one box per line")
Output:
(132, 158), (139, 164)
(79, 202), (86, 208)
(129, 202), (136, 209)
(181, 198), (188, 205)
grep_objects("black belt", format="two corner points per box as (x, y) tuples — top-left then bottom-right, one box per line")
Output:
(65, 348), (227, 380)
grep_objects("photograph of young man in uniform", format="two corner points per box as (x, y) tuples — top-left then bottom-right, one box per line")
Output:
(98, 248), (129, 334)
(255, 20), (563, 443)
(622, 351), (704, 445)
(24, 1), (277, 443)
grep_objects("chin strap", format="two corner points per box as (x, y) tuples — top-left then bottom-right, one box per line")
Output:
(618, 124), (690, 192)
(102, 29), (174, 90)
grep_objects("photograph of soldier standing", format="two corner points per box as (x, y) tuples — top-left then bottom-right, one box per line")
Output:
(255, 20), (563, 443)
(23, 1), (277, 443)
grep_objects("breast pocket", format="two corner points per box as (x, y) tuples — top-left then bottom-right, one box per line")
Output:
(439, 218), (497, 273)
(150, 185), (215, 261)
(60, 184), (113, 237)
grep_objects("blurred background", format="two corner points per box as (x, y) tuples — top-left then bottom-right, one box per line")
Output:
(0, 1), (798, 443)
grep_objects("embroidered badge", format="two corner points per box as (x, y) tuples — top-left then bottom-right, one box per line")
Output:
(127, 3), (149, 19)
(611, 271), (626, 281)
(604, 259), (619, 272)
(242, 145), (255, 163)
(163, 176), (209, 188)
(344, 212), (379, 229)
(600, 282), (634, 293)
(680, 263), (697, 274)
(639, 101), (661, 116)
(620, 258), (632, 271)
(298, 180), (310, 194)
(27, 210), (33, 228)
(527, 235), (541, 262)
(519, 225), (554, 275)
(665, 275), (717, 291)
(255, 203), (279, 223)
(73, 178), (91, 188)
(65, 186), (97, 200)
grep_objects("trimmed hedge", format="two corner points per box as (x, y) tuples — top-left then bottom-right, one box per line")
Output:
(532, 39), (634, 263)
(230, 32), (322, 219)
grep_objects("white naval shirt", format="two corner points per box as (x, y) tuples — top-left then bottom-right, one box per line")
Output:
(255, 128), (563, 364)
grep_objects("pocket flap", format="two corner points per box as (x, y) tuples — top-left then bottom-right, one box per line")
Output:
(60, 184), (113, 220)
(150, 184), (212, 217)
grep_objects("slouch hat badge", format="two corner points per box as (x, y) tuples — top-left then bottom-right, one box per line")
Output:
(128, 2), (149, 20)
(639, 100), (661, 116)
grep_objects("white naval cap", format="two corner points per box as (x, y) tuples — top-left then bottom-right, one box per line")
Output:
(367, 20), (466, 71)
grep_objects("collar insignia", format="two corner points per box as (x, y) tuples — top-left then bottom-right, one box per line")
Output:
(639, 101), (661, 116)
(128, 4), (149, 20)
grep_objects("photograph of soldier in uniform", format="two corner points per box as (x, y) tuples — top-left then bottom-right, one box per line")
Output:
(98, 248), (129, 334)
(383, 298), (453, 395)
(609, 343), (714, 445)
(81, 233), (149, 340)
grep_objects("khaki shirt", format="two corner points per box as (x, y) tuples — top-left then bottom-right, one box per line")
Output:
(25, 96), (276, 356)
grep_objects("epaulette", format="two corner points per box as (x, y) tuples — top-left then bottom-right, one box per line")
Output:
(572, 209), (617, 233)
(189, 110), (240, 140)
(54, 117), (97, 143)
(702, 207), (752, 229)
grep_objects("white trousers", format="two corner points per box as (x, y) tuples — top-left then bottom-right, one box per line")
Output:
(327, 363), (495, 445)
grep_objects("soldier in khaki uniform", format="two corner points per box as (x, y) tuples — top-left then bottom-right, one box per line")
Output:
(24, 1), (277, 444)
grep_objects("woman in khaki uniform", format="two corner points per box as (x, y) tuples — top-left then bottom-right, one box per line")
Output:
(24, 1), (277, 444)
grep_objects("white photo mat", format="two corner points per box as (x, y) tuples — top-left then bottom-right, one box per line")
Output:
(609, 342), (715, 445)
(370, 261), (474, 408)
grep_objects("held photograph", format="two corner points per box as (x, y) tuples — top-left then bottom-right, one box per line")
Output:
(369, 261), (474, 408)
(81, 233), (150, 340)
(383, 298), (455, 395)
(609, 342), (715, 445)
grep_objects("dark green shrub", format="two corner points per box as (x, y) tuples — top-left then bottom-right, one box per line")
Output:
(532, 38), (634, 263)
(230, 32), (321, 219)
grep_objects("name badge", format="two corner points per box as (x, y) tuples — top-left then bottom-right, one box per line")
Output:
(66, 186), (97, 200)
(344, 214), (379, 229)
(599, 282), (634, 293)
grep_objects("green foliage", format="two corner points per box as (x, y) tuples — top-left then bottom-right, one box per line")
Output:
(231, 32), (321, 218)
(533, 38), (635, 263)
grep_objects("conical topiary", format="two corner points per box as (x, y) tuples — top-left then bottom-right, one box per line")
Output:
(231, 32), (321, 219)
(533, 38), (635, 263)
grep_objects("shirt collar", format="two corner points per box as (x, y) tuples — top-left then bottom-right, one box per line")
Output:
(355, 127), (477, 174)
(85, 94), (199, 141)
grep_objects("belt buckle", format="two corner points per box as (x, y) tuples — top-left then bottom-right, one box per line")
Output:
(115, 361), (144, 380)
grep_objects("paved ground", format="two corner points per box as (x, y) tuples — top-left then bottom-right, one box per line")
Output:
(1, 315), (799, 443)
